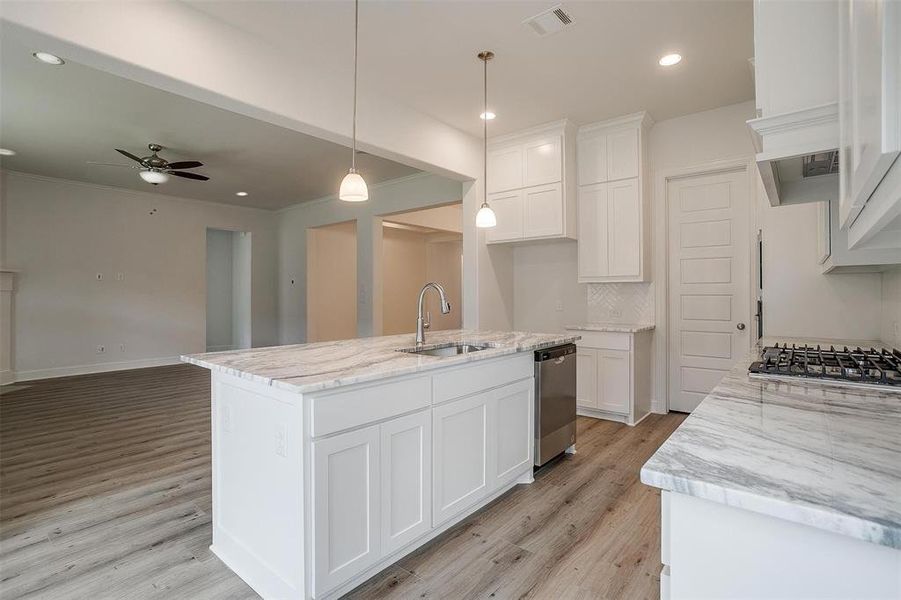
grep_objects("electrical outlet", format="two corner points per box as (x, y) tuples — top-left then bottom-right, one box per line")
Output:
(116, 272), (125, 281)
(275, 425), (288, 457)
(610, 308), (622, 319)
(96, 345), (105, 354)
(119, 344), (126, 353)
(555, 300), (564, 312)
(96, 273), (103, 281)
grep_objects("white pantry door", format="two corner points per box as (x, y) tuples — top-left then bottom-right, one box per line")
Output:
(668, 168), (750, 413)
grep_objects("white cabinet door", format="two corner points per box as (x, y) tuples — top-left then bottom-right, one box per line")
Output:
(597, 349), (631, 415)
(607, 179), (641, 277)
(576, 347), (598, 409)
(380, 410), (431, 556)
(522, 183), (564, 239)
(312, 425), (381, 596)
(486, 189), (523, 243)
(432, 392), (490, 526)
(840, 0), (901, 225)
(578, 183), (609, 279)
(606, 129), (639, 182)
(491, 379), (533, 489)
(523, 136), (562, 187)
(487, 145), (523, 193)
(578, 133), (608, 186)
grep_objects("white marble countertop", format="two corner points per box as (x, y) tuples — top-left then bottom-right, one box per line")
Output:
(182, 329), (579, 395)
(565, 322), (655, 333)
(641, 337), (901, 549)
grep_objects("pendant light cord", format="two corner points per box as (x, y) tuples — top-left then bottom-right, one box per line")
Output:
(483, 54), (488, 205)
(352, 0), (359, 172)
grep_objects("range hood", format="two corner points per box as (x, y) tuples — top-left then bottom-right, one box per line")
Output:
(747, 102), (839, 206)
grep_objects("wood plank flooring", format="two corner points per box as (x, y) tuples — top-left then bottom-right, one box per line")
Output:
(0, 364), (684, 599)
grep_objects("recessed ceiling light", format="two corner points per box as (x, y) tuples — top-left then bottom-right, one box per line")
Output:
(236, 191), (248, 197)
(658, 53), (682, 67)
(0, 148), (16, 156)
(480, 112), (496, 120)
(32, 51), (65, 65)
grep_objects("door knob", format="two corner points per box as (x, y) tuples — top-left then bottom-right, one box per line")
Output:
(737, 322), (746, 331)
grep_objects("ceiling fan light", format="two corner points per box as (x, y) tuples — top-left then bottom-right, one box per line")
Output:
(339, 170), (369, 202)
(476, 203), (497, 228)
(139, 169), (169, 184)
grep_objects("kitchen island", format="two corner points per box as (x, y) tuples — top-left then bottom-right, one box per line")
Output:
(641, 338), (901, 599)
(182, 329), (578, 600)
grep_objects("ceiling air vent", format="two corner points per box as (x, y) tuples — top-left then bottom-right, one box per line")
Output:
(524, 4), (574, 37)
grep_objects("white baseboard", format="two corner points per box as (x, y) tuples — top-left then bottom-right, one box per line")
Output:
(9, 356), (183, 383)
(651, 400), (667, 414)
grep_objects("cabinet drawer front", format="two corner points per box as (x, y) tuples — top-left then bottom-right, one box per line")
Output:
(310, 376), (431, 437)
(575, 331), (631, 351)
(522, 182), (564, 239)
(433, 355), (532, 404)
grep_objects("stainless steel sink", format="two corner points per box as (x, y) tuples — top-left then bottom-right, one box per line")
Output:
(397, 342), (492, 357)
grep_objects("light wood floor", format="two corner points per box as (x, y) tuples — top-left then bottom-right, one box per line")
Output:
(0, 365), (684, 599)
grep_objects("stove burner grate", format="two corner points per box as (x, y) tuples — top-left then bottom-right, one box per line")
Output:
(749, 344), (901, 387)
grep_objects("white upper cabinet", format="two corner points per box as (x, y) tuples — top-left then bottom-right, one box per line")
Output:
(487, 146), (523, 194)
(840, 0), (901, 250)
(523, 136), (562, 187)
(577, 113), (651, 283)
(486, 121), (576, 244)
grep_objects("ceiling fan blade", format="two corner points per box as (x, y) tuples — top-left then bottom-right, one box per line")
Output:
(86, 161), (138, 168)
(168, 170), (209, 181)
(115, 149), (146, 164)
(165, 160), (203, 170)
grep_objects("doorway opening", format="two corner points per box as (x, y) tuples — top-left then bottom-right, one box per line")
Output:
(307, 220), (358, 342)
(205, 228), (252, 352)
(380, 203), (463, 335)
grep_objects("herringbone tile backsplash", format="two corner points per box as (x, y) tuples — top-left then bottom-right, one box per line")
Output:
(586, 283), (655, 324)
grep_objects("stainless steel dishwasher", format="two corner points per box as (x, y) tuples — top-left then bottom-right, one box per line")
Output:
(534, 343), (577, 467)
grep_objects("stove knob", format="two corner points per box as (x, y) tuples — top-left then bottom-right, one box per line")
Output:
(737, 322), (746, 331)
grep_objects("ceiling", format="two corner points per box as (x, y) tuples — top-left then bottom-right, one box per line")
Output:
(0, 36), (419, 210)
(187, 0), (755, 137)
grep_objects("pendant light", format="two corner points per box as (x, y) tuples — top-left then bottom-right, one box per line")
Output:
(339, 0), (369, 202)
(475, 51), (497, 228)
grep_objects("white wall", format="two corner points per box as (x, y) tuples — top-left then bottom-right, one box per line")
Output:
(206, 229), (234, 350)
(512, 240), (586, 333)
(1, 170), (278, 380)
(882, 267), (901, 347)
(278, 173), (463, 344)
(649, 100), (884, 341)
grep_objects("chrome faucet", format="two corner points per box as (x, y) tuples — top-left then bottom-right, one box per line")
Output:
(416, 282), (452, 346)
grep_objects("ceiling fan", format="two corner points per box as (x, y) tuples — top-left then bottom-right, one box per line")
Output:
(88, 143), (209, 185)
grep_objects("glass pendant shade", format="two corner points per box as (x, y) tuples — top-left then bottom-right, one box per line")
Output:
(139, 170), (169, 184)
(339, 170), (369, 202)
(475, 203), (497, 228)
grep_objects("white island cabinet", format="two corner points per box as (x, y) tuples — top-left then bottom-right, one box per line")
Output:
(183, 329), (576, 600)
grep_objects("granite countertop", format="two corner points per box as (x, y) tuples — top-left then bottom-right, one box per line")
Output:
(182, 329), (579, 395)
(565, 322), (655, 333)
(641, 337), (901, 549)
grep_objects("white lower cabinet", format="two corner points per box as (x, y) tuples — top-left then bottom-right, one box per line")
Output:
(380, 410), (431, 556)
(490, 379), (533, 488)
(597, 350), (630, 414)
(312, 425), (381, 597)
(432, 392), (490, 526)
(569, 329), (652, 426)
(432, 379), (534, 526)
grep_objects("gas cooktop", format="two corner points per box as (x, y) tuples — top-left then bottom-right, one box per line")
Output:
(749, 343), (901, 389)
